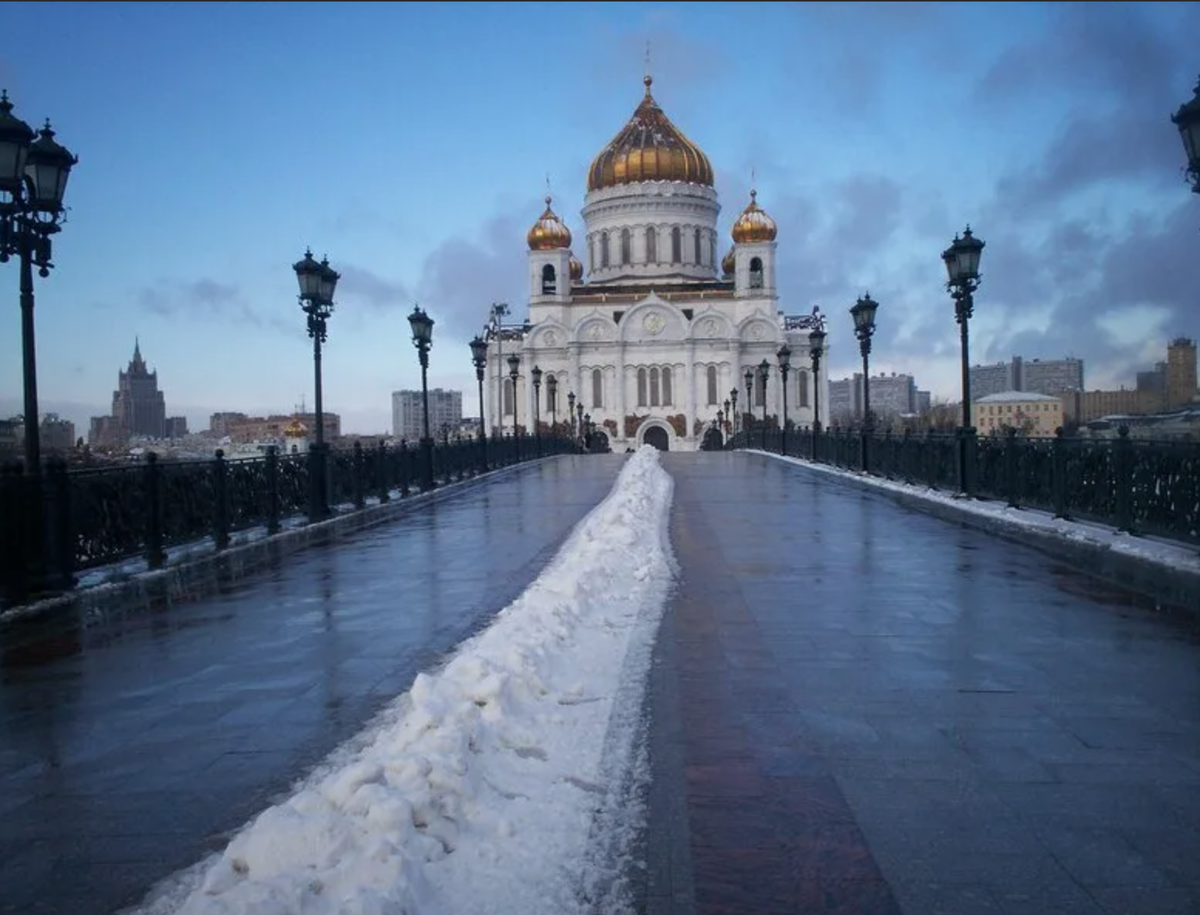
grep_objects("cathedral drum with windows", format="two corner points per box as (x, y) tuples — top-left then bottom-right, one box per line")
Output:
(483, 74), (827, 452)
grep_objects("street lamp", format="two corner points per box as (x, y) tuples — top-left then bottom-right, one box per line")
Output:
(942, 227), (985, 493)
(583, 412), (592, 450)
(0, 92), (78, 475)
(723, 398), (731, 434)
(1171, 76), (1200, 196)
(408, 304), (436, 489)
(575, 401), (584, 444)
(849, 292), (878, 472)
(757, 359), (770, 450)
(777, 344), (792, 456)
(469, 335), (489, 471)
(744, 369), (754, 442)
(808, 327), (826, 459)
(531, 364), (543, 457)
(729, 388), (739, 435)
(507, 353), (521, 460)
(490, 302), (509, 436)
(294, 249), (340, 519)
(567, 390), (576, 437)
(546, 373), (558, 435)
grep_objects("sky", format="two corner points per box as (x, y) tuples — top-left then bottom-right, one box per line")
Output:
(130, 446), (673, 915)
(0, 1), (1197, 436)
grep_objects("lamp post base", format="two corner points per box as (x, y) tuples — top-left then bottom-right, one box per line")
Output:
(420, 437), (437, 490)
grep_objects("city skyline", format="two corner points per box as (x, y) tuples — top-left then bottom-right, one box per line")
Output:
(1, 1), (1198, 435)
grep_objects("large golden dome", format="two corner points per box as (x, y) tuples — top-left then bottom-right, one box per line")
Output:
(731, 189), (777, 243)
(527, 196), (572, 250)
(588, 76), (714, 192)
(283, 420), (308, 437)
(569, 255), (583, 282)
(721, 248), (735, 276)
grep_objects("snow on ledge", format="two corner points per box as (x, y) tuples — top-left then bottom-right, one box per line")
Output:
(133, 445), (676, 915)
(750, 450), (1200, 578)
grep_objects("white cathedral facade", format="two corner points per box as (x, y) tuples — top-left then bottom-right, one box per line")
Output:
(483, 75), (827, 452)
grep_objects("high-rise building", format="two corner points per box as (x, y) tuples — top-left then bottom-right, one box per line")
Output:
(1165, 337), (1197, 408)
(970, 355), (1084, 400)
(392, 389), (463, 441)
(89, 339), (172, 445)
(969, 361), (1017, 400)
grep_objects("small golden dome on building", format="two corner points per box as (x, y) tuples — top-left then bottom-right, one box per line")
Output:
(283, 420), (308, 438)
(731, 189), (777, 243)
(527, 196), (572, 250)
(721, 248), (736, 276)
(569, 255), (583, 282)
(587, 76), (714, 192)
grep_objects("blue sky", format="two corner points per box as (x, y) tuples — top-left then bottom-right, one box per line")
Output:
(1, 1), (1197, 435)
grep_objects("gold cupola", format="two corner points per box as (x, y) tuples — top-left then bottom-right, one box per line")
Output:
(731, 189), (777, 243)
(527, 195), (572, 250)
(587, 76), (714, 191)
(569, 255), (583, 282)
(283, 419), (308, 438)
(721, 248), (736, 276)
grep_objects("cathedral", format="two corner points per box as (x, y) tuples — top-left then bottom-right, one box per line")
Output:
(484, 75), (827, 452)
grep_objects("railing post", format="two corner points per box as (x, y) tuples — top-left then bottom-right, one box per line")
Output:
(399, 440), (411, 497)
(265, 445), (281, 535)
(924, 429), (936, 488)
(960, 427), (977, 498)
(43, 457), (75, 591)
(1052, 427), (1069, 520)
(377, 441), (391, 503)
(213, 449), (230, 552)
(144, 452), (166, 570)
(1005, 427), (1020, 509)
(352, 441), (366, 510)
(1114, 424), (1134, 534)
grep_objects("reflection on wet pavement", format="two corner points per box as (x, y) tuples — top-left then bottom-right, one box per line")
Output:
(0, 456), (624, 915)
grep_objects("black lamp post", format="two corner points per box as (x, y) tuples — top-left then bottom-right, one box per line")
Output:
(408, 305), (436, 489)
(1171, 77), (1200, 197)
(567, 390), (576, 437)
(729, 388), (739, 435)
(507, 353), (521, 460)
(0, 92), (78, 475)
(942, 227), (985, 494)
(294, 249), (340, 519)
(531, 364), (543, 457)
(723, 398), (731, 434)
(777, 345), (792, 455)
(547, 373), (557, 435)
(490, 302), (509, 436)
(744, 369), (754, 443)
(469, 335), (489, 471)
(849, 293), (878, 472)
(809, 327), (826, 459)
(757, 359), (770, 449)
(575, 401), (583, 443)
(583, 412), (592, 450)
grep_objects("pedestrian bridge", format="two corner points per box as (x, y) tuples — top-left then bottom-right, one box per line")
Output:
(2, 452), (1198, 915)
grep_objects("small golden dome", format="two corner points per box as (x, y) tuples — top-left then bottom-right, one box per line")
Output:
(721, 248), (735, 276)
(587, 76), (714, 192)
(527, 196), (572, 250)
(731, 189), (777, 243)
(283, 420), (308, 437)
(569, 255), (583, 282)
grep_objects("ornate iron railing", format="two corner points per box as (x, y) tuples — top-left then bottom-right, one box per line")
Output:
(0, 433), (578, 605)
(729, 425), (1199, 549)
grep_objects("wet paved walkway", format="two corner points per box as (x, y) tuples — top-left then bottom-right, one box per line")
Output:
(0, 456), (624, 915)
(646, 452), (1200, 915)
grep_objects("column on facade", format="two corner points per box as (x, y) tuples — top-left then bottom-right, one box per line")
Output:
(685, 342), (696, 441)
(614, 342), (626, 440)
(568, 342), (581, 430)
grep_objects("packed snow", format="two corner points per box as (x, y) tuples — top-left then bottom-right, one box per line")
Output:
(133, 446), (676, 915)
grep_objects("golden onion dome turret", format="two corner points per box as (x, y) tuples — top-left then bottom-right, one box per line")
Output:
(527, 196), (572, 250)
(587, 76), (714, 191)
(731, 189), (778, 244)
(569, 255), (583, 282)
(721, 248), (736, 277)
(283, 420), (308, 437)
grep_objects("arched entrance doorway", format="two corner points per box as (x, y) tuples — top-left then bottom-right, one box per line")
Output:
(643, 426), (669, 451)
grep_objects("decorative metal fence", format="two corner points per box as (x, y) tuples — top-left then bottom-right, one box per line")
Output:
(728, 426), (1200, 549)
(0, 433), (576, 605)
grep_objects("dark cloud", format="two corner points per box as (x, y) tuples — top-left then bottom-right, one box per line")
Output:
(335, 264), (410, 312)
(137, 278), (294, 334)
(415, 214), (527, 342)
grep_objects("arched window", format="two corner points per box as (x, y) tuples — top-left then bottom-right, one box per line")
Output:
(798, 370), (809, 408)
(592, 368), (603, 408)
(706, 366), (718, 406)
(541, 263), (556, 295)
(650, 368), (661, 407)
(756, 370), (766, 407)
(589, 236), (596, 273)
(601, 232), (610, 268)
(694, 228), (702, 264)
(671, 227), (682, 263)
(709, 235), (716, 270)
(548, 376), (558, 414)
(637, 368), (648, 407)
(749, 256), (764, 289)
(503, 378), (515, 416)
(646, 227), (657, 263)
(662, 367), (673, 405)
(621, 229), (631, 265)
